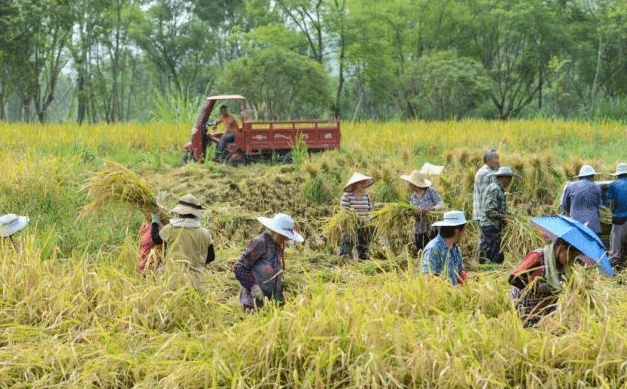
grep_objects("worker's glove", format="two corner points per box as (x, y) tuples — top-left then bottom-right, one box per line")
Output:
(151, 213), (160, 224)
(250, 284), (265, 300)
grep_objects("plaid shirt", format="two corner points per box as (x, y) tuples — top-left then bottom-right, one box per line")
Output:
(480, 181), (507, 229)
(422, 234), (464, 285)
(410, 187), (443, 234)
(472, 164), (496, 220)
(139, 221), (162, 274)
(233, 231), (284, 309)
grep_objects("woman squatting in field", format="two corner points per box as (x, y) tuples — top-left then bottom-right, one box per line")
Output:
(509, 238), (582, 327)
(233, 213), (304, 311)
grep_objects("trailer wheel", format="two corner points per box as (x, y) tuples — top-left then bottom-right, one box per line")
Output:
(282, 152), (293, 164)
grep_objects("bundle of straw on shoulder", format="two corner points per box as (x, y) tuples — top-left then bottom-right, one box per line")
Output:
(79, 161), (168, 223)
(322, 207), (363, 247)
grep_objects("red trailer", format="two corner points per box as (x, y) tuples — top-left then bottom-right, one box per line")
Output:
(183, 95), (340, 164)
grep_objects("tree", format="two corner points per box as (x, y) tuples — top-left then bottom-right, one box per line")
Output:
(399, 51), (492, 119)
(218, 48), (331, 119)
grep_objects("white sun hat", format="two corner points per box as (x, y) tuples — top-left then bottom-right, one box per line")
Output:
(575, 165), (599, 178)
(0, 214), (29, 238)
(400, 170), (432, 188)
(432, 210), (467, 227)
(257, 213), (304, 243)
(611, 163), (627, 176)
(170, 194), (204, 218)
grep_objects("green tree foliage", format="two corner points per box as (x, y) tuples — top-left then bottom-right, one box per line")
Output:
(400, 51), (492, 120)
(218, 48), (331, 119)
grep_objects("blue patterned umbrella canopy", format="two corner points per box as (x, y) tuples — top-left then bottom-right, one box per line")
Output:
(529, 214), (614, 278)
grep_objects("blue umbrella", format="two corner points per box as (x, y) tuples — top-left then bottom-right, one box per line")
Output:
(529, 214), (614, 278)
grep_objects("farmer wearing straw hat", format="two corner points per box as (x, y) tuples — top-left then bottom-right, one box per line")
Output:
(479, 166), (515, 264)
(608, 163), (627, 267)
(0, 214), (29, 252)
(233, 213), (304, 311)
(561, 165), (602, 235)
(150, 194), (214, 291)
(509, 238), (582, 327)
(422, 211), (468, 285)
(339, 172), (375, 260)
(401, 170), (444, 253)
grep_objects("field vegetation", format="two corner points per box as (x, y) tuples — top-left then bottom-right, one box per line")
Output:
(1, 119), (627, 388)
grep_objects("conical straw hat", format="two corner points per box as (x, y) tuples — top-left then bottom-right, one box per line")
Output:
(344, 172), (374, 192)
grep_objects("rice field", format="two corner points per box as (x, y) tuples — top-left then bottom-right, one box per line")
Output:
(1, 119), (627, 388)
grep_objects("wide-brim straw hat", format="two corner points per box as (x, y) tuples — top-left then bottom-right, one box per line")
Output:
(490, 166), (516, 177)
(432, 210), (467, 227)
(611, 163), (627, 176)
(258, 213), (304, 243)
(575, 165), (599, 178)
(0, 214), (29, 237)
(400, 170), (432, 188)
(344, 172), (374, 192)
(170, 194), (204, 218)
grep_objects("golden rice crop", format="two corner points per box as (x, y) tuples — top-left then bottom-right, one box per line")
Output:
(322, 207), (363, 247)
(79, 161), (168, 222)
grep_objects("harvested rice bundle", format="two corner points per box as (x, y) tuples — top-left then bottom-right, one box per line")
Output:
(322, 208), (362, 247)
(370, 202), (416, 235)
(501, 213), (545, 259)
(79, 161), (168, 222)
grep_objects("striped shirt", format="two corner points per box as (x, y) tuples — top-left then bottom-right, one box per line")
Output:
(422, 234), (464, 285)
(410, 187), (443, 234)
(340, 191), (373, 221)
(472, 164), (496, 221)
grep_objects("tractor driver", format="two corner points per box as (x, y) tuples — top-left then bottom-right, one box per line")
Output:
(213, 104), (241, 160)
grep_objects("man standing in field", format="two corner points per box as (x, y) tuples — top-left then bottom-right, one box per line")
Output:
(608, 163), (627, 267)
(213, 105), (241, 160)
(561, 165), (601, 236)
(479, 166), (514, 264)
(473, 149), (499, 263)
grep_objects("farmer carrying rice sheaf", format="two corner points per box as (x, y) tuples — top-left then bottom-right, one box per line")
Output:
(339, 172), (375, 260)
(0, 214), (29, 252)
(150, 194), (215, 291)
(401, 170), (444, 253)
(422, 211), (468, 285)
(479, 166), (515, 264)
(233, 213), (304, 311)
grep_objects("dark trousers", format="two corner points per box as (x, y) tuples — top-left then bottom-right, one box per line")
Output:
(216, 132), (235, 155)
(479, 225), (504, 264)
(340, 227), (373, 260)
(415, 230), (436, 254)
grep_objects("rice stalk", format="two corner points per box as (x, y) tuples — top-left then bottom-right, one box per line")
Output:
(79, 161), (168, 222)
(322, 208), (362, 247)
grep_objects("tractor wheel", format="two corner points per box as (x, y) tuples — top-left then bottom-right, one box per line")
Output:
(180, 150), (193, 166)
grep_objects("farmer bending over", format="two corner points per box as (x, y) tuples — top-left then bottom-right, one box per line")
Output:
(213, 105), (241, 160)
(150, 194), (214, 291)
(233, 213), (304, 311)
(509, 238), (581, 327)
(422, 211), (467, 285)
